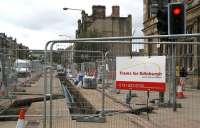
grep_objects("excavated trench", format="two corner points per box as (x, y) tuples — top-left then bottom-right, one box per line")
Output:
(0, 75), (97, 122)
(0, 73), (64, 121)
(60, 77), (97, 116)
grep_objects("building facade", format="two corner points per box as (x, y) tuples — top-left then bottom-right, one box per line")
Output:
(143, 0), (168, 55)
(143, 0), (200, 88)
(0, 33), (29, 61)
(75, 5), (132, 63)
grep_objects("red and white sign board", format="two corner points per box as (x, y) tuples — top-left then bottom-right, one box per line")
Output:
(116, 56), (166, 92)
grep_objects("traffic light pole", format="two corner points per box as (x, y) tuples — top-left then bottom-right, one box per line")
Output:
(171, 43), (177, 111)
(168, 2), (186, 111)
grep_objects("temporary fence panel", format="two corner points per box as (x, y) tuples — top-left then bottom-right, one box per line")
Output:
(0, 34), (200, 128)
(44, 34), (200, 128)
(0, 48), (44, 128)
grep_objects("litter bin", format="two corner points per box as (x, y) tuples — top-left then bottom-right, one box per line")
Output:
(83, 76), (97, 89)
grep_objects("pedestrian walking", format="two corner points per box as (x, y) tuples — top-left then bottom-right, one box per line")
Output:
(179, 67), (187, 90)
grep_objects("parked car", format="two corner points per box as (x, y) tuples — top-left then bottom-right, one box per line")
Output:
(56, 65), (63, 70)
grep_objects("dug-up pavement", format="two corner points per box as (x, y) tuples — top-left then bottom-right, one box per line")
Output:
(30, 73), (146, 128)
(1, 72), (200, 128)
(0, 72), (149, 128)
(103, 84), (200, 128)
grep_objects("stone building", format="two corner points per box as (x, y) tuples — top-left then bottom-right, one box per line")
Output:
(75, 5), (132, 63)
(0, 33), (29, 61)
(143, 0), (200, 88)
(186, 1), (200, 71)
(64, 45), (73, 67)
(143, 0), (168, 55)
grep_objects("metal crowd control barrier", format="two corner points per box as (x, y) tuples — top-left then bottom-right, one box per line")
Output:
(44, 33), (200, 128)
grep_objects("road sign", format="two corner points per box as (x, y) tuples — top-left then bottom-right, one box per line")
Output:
(116, 56), (166, 92)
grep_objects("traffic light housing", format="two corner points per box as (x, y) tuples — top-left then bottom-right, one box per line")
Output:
(168, 2), (185, 34)
(157, 8), (168, 35)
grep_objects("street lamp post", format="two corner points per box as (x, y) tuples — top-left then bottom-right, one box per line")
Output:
(62, 7), (84, 71)
(63, 7), (83, 12)
(58, 35), (72, 38)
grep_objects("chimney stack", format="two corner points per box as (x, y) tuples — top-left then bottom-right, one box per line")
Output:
(92, 5), (106, 19)
(112, 6), (120, 17)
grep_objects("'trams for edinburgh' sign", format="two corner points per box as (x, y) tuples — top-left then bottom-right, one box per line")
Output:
(116, 56), (166, 92)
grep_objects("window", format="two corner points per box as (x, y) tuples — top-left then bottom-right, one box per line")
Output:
(184, 45), (187, 54)
(189, 45), (193, 53)
(187, 24), (194, 34)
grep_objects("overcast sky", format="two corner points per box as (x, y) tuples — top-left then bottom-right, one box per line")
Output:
(0, 0), (143, 50)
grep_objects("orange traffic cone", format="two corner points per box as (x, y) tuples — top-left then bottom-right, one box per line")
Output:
(176, 81), (184, 98)
(16, 107), (25, 128)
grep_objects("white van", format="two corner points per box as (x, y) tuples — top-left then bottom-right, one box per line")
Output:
(14, 59), (31, 77)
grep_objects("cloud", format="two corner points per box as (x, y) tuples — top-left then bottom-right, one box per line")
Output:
(0, 0), (143, 49)
(0, 1), (68, 30)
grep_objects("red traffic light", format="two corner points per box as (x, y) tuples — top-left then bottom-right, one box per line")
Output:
(169, 3), (185, 34)
(173, 7), (181, 15)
